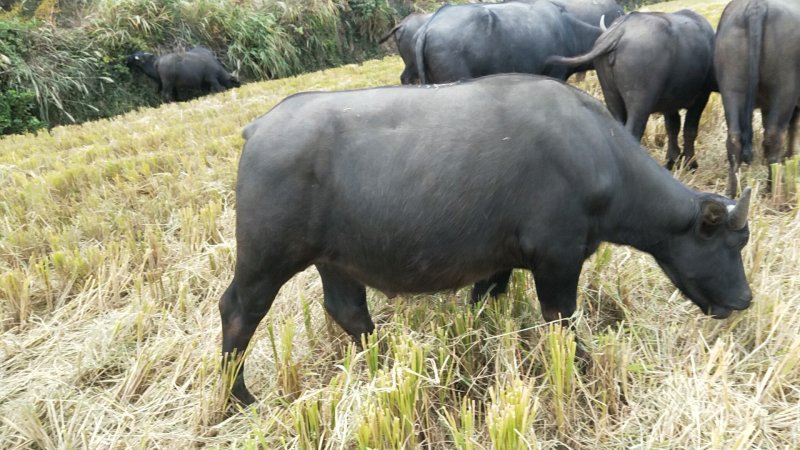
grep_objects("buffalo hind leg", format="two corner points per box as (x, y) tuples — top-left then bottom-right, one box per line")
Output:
(625, 111), (650, 143)
(721, 91), (746, 196)
(664, 112), (682, 171)
(599, 84), (626, 125)
(220, 272), (288, 405)
(787, 107), (799, 160)
(762, 102), (797, 193)
(470, 269), (513, 304)
(317, 265), (375, 344)
(681, 93), (709, 172)
(624, 92), (660, 142)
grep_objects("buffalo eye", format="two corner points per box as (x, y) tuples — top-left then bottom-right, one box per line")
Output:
(698, 200), (727, 238)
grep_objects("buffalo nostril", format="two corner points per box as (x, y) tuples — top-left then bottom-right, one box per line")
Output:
(730, 292), (752, 310)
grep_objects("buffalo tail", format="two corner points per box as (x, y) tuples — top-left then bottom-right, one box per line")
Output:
(545, 14), (625, 69)
(741, 1), (767, 164)
(378, 23), (402, 44)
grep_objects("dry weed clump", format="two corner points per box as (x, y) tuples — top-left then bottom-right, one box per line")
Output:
(2, 1), (800, 448)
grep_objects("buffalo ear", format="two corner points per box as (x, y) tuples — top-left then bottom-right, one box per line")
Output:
(698, 200), (727, 238)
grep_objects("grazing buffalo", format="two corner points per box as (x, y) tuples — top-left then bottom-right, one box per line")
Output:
(379, 13), (432, 84)
(126, 47), (240, 102)
(547, 10), (716, 170)
(414, 1), (602, 84)
(221, 74), (753, 404)
(714, 0), (800, 197)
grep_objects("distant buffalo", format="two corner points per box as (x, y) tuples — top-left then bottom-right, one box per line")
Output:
(414, 1), (603, 84)
(547, 10), (716, 170)
(379, 13), (432, 84)
(126, 47), (240, 102)
(715, 0), (800, 197)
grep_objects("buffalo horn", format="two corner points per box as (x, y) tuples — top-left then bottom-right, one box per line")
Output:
(600, 15), (607, 31)
(728, 187), (752, 230)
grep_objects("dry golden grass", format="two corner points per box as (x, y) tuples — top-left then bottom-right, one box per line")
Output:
(2, 1), (799, 448)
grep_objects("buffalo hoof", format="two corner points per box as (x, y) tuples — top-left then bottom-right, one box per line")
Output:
(741, 148), (753, 164)
(665, 159), (699, 172)
(231, 384), (257, 407)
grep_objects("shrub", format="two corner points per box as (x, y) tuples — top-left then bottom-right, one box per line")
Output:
(0, 0), (417, 135)
(0, 88), (43, 134)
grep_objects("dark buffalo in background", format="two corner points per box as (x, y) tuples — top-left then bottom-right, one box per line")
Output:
(379, 13), (432, 84)
(714, 0), (800, 197)
(509, 0), (624, 29)
(413, 1), (602, 84)
(220, 74), (753, 404)
(547, 10), (716, 170)
(126, 47), (241, 102)
(555, 0), (623, 26)
(507, 0), (625, 81)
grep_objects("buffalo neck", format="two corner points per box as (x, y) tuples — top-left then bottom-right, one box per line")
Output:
(569, 16), (602, 57)
(140, 60), (159, 83)
(599, 149), (699, 253)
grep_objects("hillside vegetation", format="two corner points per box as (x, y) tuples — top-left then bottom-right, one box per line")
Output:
(0, 0), (410, 134)
(1, 0), (799, 448)
(0, 0), (672, 135)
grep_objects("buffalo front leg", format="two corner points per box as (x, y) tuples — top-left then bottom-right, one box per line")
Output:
(470, 269), (513, 304)
(219, 273), (285, 405)
(209, 77), (225, 93)
(664, 112), (682, 171)
(532, 261), (581, 326)
(317, 265), (375, 344)
(531, 259), (589, 363)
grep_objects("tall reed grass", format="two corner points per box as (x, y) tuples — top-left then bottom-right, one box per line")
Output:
(0, 0), (404, 133)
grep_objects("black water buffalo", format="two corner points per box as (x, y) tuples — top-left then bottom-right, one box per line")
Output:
(547, 10), (716, 170)
(510, 0), (624, 81)
(379, 13), (432, 84)
(714, 0), (800, 197)
(414, 1), (602, 83)
(126, 47), (240, 102)
(221, 74), (753, 404)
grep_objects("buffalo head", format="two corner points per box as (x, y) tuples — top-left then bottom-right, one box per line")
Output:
(654, 188), (753, 318)
(126, 51), (160, 84)
(126, 51), (156, 68)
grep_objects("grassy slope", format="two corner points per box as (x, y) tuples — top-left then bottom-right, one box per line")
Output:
(1, 0), (799, 448)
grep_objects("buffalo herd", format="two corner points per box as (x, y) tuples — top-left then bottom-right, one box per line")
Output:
(210, 0), (794, 404)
